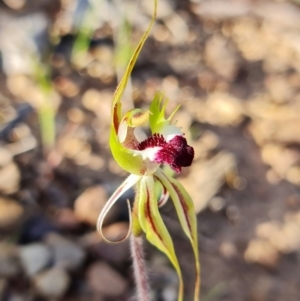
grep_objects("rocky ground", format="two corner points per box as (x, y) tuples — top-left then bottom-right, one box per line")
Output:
(1, 0), (300, 300)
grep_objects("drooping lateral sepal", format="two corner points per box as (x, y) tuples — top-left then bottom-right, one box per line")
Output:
(96, 174), (140, 242)
(155, 169), (200, 301)
(137, 176), (184, 301)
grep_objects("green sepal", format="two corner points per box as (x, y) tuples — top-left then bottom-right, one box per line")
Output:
(149, 92), (180, 134)
(110, 123), (144, 175)
(155, 169), (200, 301)
(109, 0), (158, 174)
(138, 176), (184, 301)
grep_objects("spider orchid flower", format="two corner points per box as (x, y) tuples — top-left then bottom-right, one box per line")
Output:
(96, 1), (200, 300)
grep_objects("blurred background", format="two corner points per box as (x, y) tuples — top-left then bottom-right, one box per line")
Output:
(1, 0), (300, 300)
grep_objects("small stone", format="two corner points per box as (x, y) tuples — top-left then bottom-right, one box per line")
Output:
(52, 208), (81, 230)
(142, 0), (174, 19)
(244, 239), (279, 269)
(219, 241), (238, 259)
(57, 137), (91, 165)
(74, 185), (115, 226)
(265, 75), (294, 104)
(192, 1), (250, 19)
(164, 13), (189, 45)
(226, 205), (240, 223)
(209, 197), (226, 212)
(261, 144), (299, 177)
(179, 151), (236, 213)
(10, 123), (32, 142)
(20, 215), (57, 242)
(67, 108), (85, 124)
(257, 218), (300, 254)
(81, 89), (112, 123)
(286, 166), (300, 186)
(0, 197), (23, 229)
(201, 92), (244, 126)
(34, 267), (70, 298)
(4, 292), (28, 301)
(0, 278), (7, 300)
(54, 76), (79, 98)
(162, 285), (177, 301)
(2, 0), (26, 10)
(86, 262), (128, 297)
(0, 243), (21, 278)
(82, 89), (102, 112)
(266, 169), (281, 185)
(19, 243), (52, 277)
(6, 76), (61, 110)
(45, 232), (85, 271)
(0, 162), (20, 195)
(204, 34), (238, 80)
(248, 275), (273, 301)
(0, 147), (12, 167)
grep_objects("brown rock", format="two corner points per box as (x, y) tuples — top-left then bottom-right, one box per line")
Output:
(54, 76), (79, 98)
(219, 241), (238, 259)
(256, 218), (300, 254)
(34, 268), (70, 298)
(179, 151), (237, 213)
(74, 185), (114, 226)
(244, 239), (279, 269)
(86, 262), (128, 297)
(52, 208), (81, 230)
(57, 137), (91, 165)
(0, 147), (12, 167)
(0, 278), (7, 300)
(81, 89), (112, 123)
(0, 162), (20, 195)
(19, 243), (52, 277)
(248, 275), (273, 301)
(0, 197), (23, 229)
(45, 233), (85, 271)
(6, 75), (61, 110)
(91, 240), (130, 266)
(261, 144), (299, 177)
(0, 243), (21, 278)
(204, 35), (238, 80)
(200, 92), (244, 126)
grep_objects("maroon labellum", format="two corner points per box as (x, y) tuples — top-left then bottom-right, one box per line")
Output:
(138, 134), (194, 173)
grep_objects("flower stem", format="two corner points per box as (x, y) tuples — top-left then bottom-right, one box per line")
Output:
(130, 234), (150, 301)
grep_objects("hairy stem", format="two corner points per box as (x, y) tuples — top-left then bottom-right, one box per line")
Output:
(130, 234), (150, 301)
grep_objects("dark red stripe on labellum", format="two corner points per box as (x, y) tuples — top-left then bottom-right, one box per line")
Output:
(138, 134), (194, 173)
(138, 133), (166, 149)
